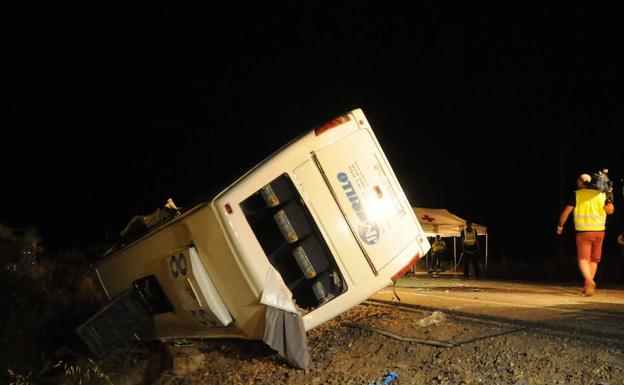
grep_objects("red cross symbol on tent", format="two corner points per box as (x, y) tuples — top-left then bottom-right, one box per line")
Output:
(421, 215), (436, 223)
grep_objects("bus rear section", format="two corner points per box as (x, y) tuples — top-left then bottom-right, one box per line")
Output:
(84, 108), (429, 361)
(214, 108), (430, 330)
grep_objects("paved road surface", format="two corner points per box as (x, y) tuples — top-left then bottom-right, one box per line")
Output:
(372, 274), (624, 345)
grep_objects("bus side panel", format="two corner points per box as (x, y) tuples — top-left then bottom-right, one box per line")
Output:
(95, 222), (192, 300)
(184, 205), (266, 339)
(96, 206), (263, 340)
(94, 222), (215, 337)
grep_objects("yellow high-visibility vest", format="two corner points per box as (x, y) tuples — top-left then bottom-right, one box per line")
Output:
(432, 240), (446, 253)
(573, 189), (607, 231)
(463, 228), (477, 245)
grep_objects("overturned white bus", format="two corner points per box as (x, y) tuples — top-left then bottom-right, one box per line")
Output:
(79, 108), (430, 366)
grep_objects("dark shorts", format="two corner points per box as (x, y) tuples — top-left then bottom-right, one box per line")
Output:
(575, 231), (605, 262)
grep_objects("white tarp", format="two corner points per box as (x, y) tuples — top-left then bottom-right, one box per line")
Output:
(412, 208), (487, 237)
(260, 267), (311, 368)
(260, 267), (298, 314)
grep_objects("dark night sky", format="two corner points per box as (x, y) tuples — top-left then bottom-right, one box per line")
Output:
(5, 3), (623, 260)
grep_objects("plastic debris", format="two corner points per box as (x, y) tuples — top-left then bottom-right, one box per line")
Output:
(260, 267), (298, 313)
(416, 311), (446, 327)
(368, 371), (399, 385)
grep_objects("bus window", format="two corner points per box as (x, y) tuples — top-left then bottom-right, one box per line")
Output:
(132, 275), (174, 315)
(241, 173), (347, 311)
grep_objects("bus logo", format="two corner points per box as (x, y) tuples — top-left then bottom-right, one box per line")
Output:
(337, 172), (380, 245)
(358, 222), (380, 245)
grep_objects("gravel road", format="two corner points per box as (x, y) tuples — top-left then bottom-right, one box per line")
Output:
(129, 302), (624, 385)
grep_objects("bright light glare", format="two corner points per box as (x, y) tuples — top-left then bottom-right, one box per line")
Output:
(365, 189), (394, 222)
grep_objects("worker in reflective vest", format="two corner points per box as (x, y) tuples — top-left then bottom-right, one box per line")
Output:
(460, 221), (480, 278)
(557, 173), (615, 296)
(429, 235), (447, 275)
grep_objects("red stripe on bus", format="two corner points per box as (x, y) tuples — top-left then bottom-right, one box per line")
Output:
(391, 252), (420, 282)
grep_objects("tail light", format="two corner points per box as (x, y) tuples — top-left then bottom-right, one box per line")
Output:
(314, 114), (351, 136)
(391, 252), (420, 282)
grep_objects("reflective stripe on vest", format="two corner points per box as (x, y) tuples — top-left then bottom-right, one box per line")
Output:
(463, 228), (477, 245)
(573, 189), (607, 231)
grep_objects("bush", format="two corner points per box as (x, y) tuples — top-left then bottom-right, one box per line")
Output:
(0, 224), (108, 385)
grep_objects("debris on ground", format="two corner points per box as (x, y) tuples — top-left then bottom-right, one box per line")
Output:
(36, 302), (624, 385)
(368, 371), (399, 385)
(415, 310), (446, 327)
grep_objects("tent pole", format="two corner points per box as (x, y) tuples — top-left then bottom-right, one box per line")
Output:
(485, 233), (489, 269)
(453, 237), (457, 271)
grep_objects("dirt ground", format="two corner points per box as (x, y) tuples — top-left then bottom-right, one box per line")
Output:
(55, 302), (624, 385)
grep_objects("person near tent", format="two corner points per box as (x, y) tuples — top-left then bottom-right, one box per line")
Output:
(460, 221), (480, 278)
(428, 235), (447, 276)
(557, 173), (615, 296)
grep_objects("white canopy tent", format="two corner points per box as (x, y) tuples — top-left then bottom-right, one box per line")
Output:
(413, 207), (488, 272)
